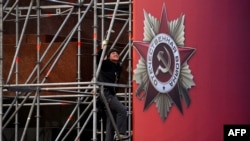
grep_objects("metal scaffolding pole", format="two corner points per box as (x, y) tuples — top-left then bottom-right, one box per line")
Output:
(93, 0), (98, 140)
(35, 0), (41, 140)
(0, 1), (3, 141)
(128, 0), (133, 137)
(14, 2), (19, 141)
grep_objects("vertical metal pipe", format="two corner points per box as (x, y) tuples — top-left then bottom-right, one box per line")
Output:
(77, 0), (82, 139)
(93, 0), (98, 140)
(36, 0), (41, 140)
(128, 0), (133, 139)
(101, 0), (105, 41)
(0, 1), (3, 140)
(15, 2), (19, 141)
(100, 2), (105, 140)
(100, 118), (103, 141)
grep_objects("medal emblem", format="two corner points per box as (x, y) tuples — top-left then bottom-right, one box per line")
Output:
(133, 4), (196, 120)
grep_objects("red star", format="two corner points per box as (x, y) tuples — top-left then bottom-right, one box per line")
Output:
(133, 6), (195, 113)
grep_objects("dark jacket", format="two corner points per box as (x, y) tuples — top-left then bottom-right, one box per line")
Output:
(97, 49), (121, 95)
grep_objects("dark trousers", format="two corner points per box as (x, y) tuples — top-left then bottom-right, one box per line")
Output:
(102, 89), (127, 141)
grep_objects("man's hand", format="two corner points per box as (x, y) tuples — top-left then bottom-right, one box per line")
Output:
(102, 40), (108, 49)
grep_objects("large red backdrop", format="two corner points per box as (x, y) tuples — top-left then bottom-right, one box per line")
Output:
(132, 0), (250, 141)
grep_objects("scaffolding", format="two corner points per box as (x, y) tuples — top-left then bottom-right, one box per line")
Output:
(0, 0), (133, 141)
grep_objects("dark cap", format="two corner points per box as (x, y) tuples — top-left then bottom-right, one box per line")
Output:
(107, 48), (119, 59)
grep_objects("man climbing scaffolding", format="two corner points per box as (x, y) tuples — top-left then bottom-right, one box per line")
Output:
(97, 40), (130, 141)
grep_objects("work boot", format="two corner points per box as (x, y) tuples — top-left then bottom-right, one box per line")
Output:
(114, 134), (130, 141)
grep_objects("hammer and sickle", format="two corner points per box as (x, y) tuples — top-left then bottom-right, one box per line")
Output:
(155, 46), (172, 76)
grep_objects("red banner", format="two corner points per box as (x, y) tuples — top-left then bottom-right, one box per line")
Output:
(132, 0), (250, 141)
